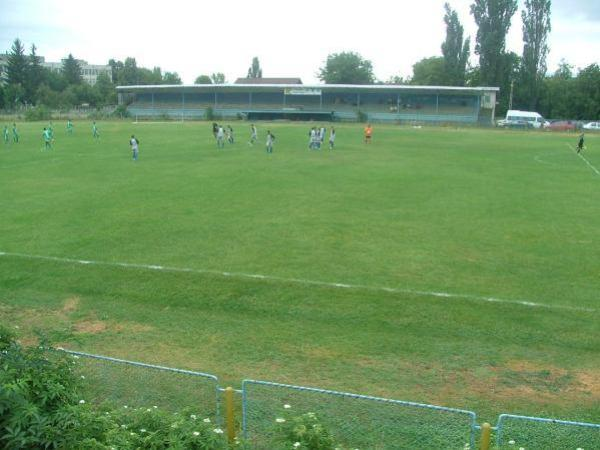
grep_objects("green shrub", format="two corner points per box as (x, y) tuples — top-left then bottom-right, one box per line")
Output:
(112, 104), (130, 118)
(24, 105), (52, 121)
(0, 327), (232, 449)
(205, 106), (214, 121)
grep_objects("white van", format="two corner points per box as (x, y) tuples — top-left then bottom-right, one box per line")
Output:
(501, 110), (548, 129)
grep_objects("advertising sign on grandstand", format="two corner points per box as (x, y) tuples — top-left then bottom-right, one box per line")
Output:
(284, 88), (322, 96)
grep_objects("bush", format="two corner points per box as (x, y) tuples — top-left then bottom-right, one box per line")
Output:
(205, 106), (214, 121)
(0, 327), (233, 449)
(112, 104), (130, 118)
(24, 105), (52, 121)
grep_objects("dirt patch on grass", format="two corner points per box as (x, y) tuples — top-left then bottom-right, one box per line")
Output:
(427, 359), (600, 409)
(62, 297), (80, 314)
(112, 322), (154, 333)
(73, 320), (107, 334)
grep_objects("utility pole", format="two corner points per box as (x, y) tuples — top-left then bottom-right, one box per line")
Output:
(508, 80), (514, 110)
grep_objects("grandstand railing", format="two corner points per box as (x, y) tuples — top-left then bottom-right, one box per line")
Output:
(58, 349), (599, 449)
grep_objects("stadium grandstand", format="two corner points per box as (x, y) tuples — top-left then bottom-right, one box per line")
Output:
(117, 83), (499, 124)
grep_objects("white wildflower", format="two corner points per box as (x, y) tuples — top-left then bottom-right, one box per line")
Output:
(153, 405), (157, 409)
(80, 375), (85, 379)
(121, 424), (127, 429)
(79, 399), (85, 404)
(146, 408), (152, 412)
(140, 429), (146, 433)
(508, 440), (515, 445)
(213, 428), (224, 434)
(284, 404), (291, 409)
(190, 414), (197, 420)
(276, 418), (286, 423)
(193, 431), (200, 436)
(293, 443), (301, 448)
(123, 405), (128, 409)
(203, 418), (211, 423)
(519, 447), (525, 450)
(130, 432), (134, 436)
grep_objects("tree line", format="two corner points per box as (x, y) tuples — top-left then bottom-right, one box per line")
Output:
(318, 0), (599, 119)
(2, 1), (598, 120)
(0, 39), (183, 110)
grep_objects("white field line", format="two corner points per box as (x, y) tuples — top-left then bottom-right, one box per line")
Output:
(566, 144), (600, 177)
(0, 250), (595, 313)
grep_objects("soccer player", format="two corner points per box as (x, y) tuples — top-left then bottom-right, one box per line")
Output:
(67, 119), (74, 134)
(212, 122), (218, 139)
(48, 122), (54, 140)
(3, 125), (8, 144)
(319, 126), (326, 143)
(92, 121), (100, 139)
(12, 123), (19, 143)
(329, 127), (336, 150)
(249, 124), (258, 146)
(42, 127), (52, 150)
(227, 125), (234, 144)
(216, 126), (225, 148)
(266, 130), (275, 153)
(130, 135), (139, 161)
(364, 124), (373, 144)
(577, 133), (585, 153)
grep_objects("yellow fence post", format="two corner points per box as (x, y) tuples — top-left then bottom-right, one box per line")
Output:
(225, 387), (236, 443)
(480, 422), (492, 450)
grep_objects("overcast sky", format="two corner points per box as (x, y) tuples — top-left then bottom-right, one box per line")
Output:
(1, 0), (599, 84)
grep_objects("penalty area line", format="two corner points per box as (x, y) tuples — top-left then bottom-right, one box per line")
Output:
(0, 250), (595, 313)
(566, 144), (600, 177)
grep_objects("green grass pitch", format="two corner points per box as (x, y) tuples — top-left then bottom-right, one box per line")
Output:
(0, 120), (598, 424)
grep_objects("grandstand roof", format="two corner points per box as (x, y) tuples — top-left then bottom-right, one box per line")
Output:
(234, 77), (303, 84)
(116, 84), (499, 95)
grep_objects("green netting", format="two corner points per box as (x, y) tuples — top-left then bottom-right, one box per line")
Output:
(242, 380), (476, 450)
(67, 351), (220, 421)
(496, 414), (600, 450)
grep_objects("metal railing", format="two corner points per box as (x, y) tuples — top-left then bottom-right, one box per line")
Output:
(60, 350), (600, 449)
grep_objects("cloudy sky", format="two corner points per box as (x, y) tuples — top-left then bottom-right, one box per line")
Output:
(1, 0), (598, 84)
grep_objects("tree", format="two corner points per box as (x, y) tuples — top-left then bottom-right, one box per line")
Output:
(247, 57), (262, 78)
(26, 44), (45, 104)
(195, 75), (212, 84)
(318, 52), (375, 85)
(62, 53), (82, 85)
(539, 63), (575, 119)
(211, 72), (226, 84)
(387, 75), (410, 85)
(94, 72), (116, 105)
(441, 3), (470, 86)
(5, 38), (28, 104)
(470, 0), (518, 87)
(411, 57), (446, 85)
(120, 57), (139, 85)
(162, 72), (182, 84)
(519, 0), (551, 110)
(574, 64), (600, 120)
(108, 59), (124, 84)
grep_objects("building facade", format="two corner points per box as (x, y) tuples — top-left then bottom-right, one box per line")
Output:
(117, 83), (499, 125)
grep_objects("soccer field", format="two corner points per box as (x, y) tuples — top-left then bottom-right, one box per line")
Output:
(0, 120), (598, 423)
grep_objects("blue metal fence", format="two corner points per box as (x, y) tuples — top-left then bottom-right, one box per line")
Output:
(241, 379), (478, 449)
(61, 350), (600, 449)
(496, 413), (600, 449)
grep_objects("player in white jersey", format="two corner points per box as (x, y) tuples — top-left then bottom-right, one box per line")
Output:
(130, 135), (139, 161)
(249, 124), (258, 146)
(329, 127), (336, 150)
(266, 130), (275, 153)
(216, 126), (225, 148)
